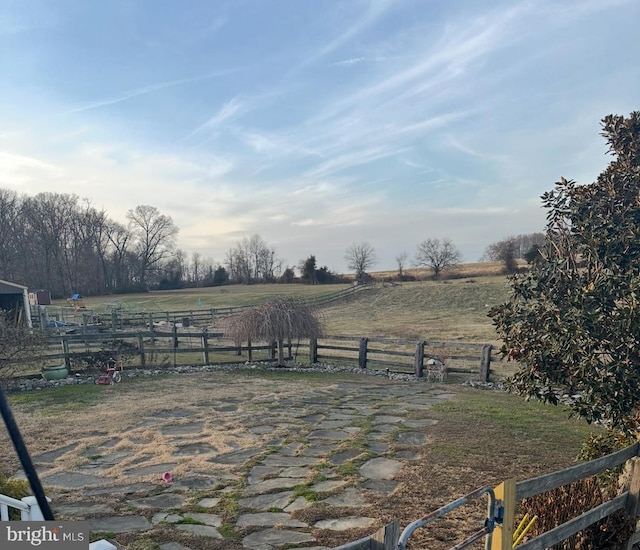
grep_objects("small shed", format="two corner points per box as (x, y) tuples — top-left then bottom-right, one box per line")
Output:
(0, 279), (32, 327)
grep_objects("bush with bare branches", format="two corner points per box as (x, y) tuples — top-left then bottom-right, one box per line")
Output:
(226, 297), (324, 366)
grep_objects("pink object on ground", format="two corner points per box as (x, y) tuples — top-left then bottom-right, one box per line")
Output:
(162, 472), (173, 483)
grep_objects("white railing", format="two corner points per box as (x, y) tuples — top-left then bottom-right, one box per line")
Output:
(1, 493), (117, 549)
(0, 494), (49, 521)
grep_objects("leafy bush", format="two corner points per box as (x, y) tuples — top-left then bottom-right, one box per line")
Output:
(0, 473), (30, 519)
(577, 430), (636, 490)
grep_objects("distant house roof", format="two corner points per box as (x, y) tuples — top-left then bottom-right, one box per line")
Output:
(0, 279), (27, 294)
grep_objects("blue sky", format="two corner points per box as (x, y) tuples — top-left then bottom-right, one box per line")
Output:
(1, 0), (639, 273)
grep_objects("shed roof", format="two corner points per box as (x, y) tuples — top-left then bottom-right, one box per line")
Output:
(0, 279), (27, 294)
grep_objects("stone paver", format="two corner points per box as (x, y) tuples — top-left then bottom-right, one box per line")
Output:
(123, 462), (178, 477)
(21, 373), (453, 549)
(361, 479), (398, 494)
(54, 502), (115, 517)
(182, 512), (222, 527)
(322, 487), (367, 507)
(242, 477), (308, 495)
(88, 515), (152, 533)
(314, 516), (377, 530)
(33, 443), (80, 463)
(159, 543), (194, 550)
(152, 512), (183, 524)
(359, 457), (403, 480)
(284, 496), (312, 512)
(238, 491), (294, 511)
(197, 497), (221, 508)
(175, 524), (222, 538)
(236, 512), (307, 528)
(242, 529), (315, 549)
(312, 480), (349, 493)
(43, 472), (106, 489)
(128, 494), (185, 509)
(397, 431), (428, 445)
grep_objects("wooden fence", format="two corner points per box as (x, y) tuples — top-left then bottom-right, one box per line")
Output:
(333, 443), (640, 549)
(513, 442), (640, 550)
(33, 283), (376, 331)
(37, 329), (495, 381)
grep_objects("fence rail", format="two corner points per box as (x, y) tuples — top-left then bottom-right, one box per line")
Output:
(20, 329), (496, 381)
(33, 283), (376, 331)
(333, 443), (640, 549)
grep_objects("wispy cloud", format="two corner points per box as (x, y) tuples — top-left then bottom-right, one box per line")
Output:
(304, 146), (409, 178)
(66, 69), (241, 114)
(331, 57), (368, 67)
(188, 97), (244, 139)
(297, 0), (394, 68)
(0, 152), (62, 185)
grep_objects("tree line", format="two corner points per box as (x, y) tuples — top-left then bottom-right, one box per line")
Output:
(0, 187), (544, 297)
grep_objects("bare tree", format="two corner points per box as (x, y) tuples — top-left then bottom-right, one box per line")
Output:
(344, 242), (377, 281)
(0, 312), (45, 378)
(483, 236), (519, 273)
(395, 251), (409, 279)
(226, 297), (323, 365)
(225, 234), (282, 284)
(190, 252), (201, 285)
(127, 205), (178, 287)
(483, 233), (546, 273)
(415, 238), (462, 279)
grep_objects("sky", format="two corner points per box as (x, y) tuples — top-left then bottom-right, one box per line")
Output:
(1, 0), (639, 274)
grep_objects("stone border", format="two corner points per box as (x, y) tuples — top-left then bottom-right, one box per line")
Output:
(2, 361), (430, 393)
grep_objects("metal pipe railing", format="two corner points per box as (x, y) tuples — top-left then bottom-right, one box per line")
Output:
(397, 486), (497, 550)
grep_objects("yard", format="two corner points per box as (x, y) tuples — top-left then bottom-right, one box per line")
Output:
(0, 273), (603, 548)
(1, 367), (597, 549)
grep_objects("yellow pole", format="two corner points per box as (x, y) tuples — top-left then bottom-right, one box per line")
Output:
(513, 515), (537, 548)
(490, 479), (516, 550)
(512, 514), (530, 542)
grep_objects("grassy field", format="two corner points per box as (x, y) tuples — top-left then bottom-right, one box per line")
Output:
(67, 283), (353, 312)
(322, 277), (509, 343)
(54, 272), (511, 345)
(40, 271), (514, 378)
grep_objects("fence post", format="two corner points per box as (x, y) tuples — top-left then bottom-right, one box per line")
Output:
(82, 313), (89, 338)
(370, 519), (400, 549)
(414, 341), (425, 378)
(202, 329), (209, 365)
(480, 344), (492, 382)
(111, 310), (117, 334)
(490, 478), (516, 550)
(310, 338), (318, 364)
(149, 313), (155, 345)
(61, 338), (70, 370)
(39, 308), (47, 336)
(624, 457), (640, 549)
(172, 324), (178, 349)
(269, 341), (277, 360)
(287, 337), (292, 360)
(21, 496), (51, 521)
(137, 333), (145, 367)
(358, 337), (368, 369)
(247, 338), (252, 362)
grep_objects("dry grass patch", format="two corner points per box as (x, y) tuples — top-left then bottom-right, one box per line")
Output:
(1, 370), (599, 550)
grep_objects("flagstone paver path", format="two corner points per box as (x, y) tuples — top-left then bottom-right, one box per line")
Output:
(16, 376), (451, 549)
